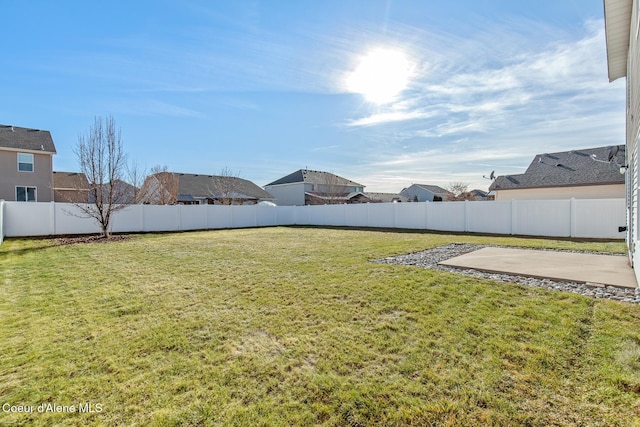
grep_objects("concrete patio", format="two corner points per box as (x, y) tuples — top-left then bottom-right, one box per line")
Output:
(438, 247), (638, 289)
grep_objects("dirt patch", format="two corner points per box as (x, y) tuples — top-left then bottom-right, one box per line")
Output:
(55, 234), (131, 246)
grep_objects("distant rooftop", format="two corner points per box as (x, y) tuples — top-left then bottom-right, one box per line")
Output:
(266, 169), (364, 187)
(0, 124), (56, 153)
(489, 145), (625, 191)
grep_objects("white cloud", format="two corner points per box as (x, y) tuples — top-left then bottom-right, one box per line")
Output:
(337, 19), (625, 192)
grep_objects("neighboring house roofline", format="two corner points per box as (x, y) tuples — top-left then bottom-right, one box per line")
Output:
(0, 146), (56, 155)
(489, 145), (625, 192)
(156, 172), (275, 201)
(264, 181), (301, 189)
(266, 168), (365, 188)
(0, 124), (57, 153)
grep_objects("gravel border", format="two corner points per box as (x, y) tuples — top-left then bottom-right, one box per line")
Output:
(372, 244), (640, 304)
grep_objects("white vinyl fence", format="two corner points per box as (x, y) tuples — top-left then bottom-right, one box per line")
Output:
(0, 200), (5, 244)
(0, 198), (627, 241)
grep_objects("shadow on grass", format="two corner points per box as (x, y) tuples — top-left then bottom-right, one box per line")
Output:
(285, 224), (624, 244)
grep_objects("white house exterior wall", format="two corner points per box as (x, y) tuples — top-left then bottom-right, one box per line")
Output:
(494, 184), (626, 201)
(628, 0), (640, 271)
(264, 182), (306, 206)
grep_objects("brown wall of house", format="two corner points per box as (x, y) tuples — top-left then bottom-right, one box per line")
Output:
(54, 189), (89, 203)
(0, 150), (54, 202)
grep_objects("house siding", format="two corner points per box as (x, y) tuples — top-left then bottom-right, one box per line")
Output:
(0, 150), (54, 202)
(400, 184), (441, 202)
(628, 0), (640, 270)
(494, 184), (626, 201)
(264, 183), (306, 206)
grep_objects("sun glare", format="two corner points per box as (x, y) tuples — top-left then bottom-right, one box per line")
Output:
(346, 48), (412, 104)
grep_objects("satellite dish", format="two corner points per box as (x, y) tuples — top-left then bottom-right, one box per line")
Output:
(608, 146), (619, 162)
(483, 170), (496, 181)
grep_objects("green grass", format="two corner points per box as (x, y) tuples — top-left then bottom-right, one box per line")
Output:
(0, 227), (638, 426)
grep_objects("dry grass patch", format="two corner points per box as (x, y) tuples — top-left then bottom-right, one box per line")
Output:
(0, 227), (637, 426)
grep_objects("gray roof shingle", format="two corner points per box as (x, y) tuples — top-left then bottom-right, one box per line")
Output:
(489, 145), (626, 191)
(413, 184), (450, 196)
(0, 124), (56, 153)
(266, 169), (364, 187)
(177, 173), (275, 200)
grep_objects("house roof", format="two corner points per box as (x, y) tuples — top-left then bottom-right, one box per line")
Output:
(603, 0), (632, 81)
(404, 184), (450, 196)
(470, 189), (488, 197)
(364, 192), (410, 203)
(305, 191), (366, 202)
(489, 145), (626, 191)
(266, 169), (364, 187)
(176, 173), (275, 200)
(0, 124), (56, 153)
(53, 171), (89, 190)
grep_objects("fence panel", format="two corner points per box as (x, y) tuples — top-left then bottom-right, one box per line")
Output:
(308, 205), (327, 226)
(325, 204), (347, 226)
(4, 202), (52, 236)
(426, 202), (466, 232)
(179, 205), (208, 230)
(368, 204), (396, 228)
(275, 206), (295, 225)
(573, 198), (626, 238)
(111, 205), (143, 233)
(395, 202), (427, 229)
(232, 205), (257, 228)
(345, 204), (369, 227)
(143, 205), (180, 232)
(55, 204), (103, 235)
(207, 205), (233, 229)
(0, 200), (4, 244)
(256, 205), (278, 227)
(513, 200), (571, 237)
(0, 199), (627, 240)
(293, 206), (312, 225)
(467, 201), (512, 234)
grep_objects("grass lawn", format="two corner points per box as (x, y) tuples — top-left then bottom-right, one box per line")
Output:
(1, 227), (639, 426)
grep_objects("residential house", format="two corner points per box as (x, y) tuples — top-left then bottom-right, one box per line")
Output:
(364, 192), (410, 203)
(489, 146), (626, 200)
(603, 0), (639, 275)
(85, 179), (139, 205)
(142, 172), (275, 205)
(53, 172), (89, 203)
(468, 189), (489, 201)
(264, 169), (365, 205)
(400, 184), (451, 202)
(0, 124), (56, 202)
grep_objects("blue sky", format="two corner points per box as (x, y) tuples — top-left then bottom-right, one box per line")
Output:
(1, 0), (625, 192)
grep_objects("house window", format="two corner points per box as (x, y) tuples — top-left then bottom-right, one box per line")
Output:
(18, 153), (34, 172)
(16, 186), (37, 202)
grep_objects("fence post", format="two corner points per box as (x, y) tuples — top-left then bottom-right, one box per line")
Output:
(464, 200), (470, 232)
(50, 201), (56, 236)
(510, 199), (517, 235)
(570, 198), (576, 238)
(424, 202), (430, 230)
(0, 200), (4, 245)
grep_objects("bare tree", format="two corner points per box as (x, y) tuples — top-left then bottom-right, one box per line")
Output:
(126, 160), (147, 204)
(322, 171), (347, 204)
(74, 115), (129, 237)
(445, 182), (476, 201)
(306, 171), (348, 205)
(208, 167), (242, 205)
(141, 165), (179, 205)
